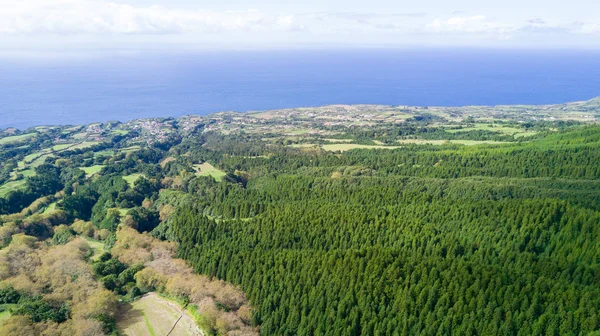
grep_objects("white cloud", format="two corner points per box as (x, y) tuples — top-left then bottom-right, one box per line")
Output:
(424, 14), (600, 43)
(0, 0), (299, 35)
(426, 15), (509, 34)
(0, 0), (600, 48)
(578, 23), (600, 34)
(291, 12), (421, 34)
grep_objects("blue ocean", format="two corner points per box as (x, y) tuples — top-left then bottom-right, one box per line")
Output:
(1, 49), (600, 129)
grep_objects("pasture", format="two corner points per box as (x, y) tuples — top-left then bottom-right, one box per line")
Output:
(52, 144), (74, 151)
(0, 304), (18, 326)
(81, 165), (105, 177)
(396, 139), (506, 145)
(43, 202), (57, 214)
(322, 144), (402, 151)
(444, 124), (531, 136)
(83, 237), (106, 261)
(70, 141), (99, 150)
(193, 162), (226, 181)
(292, 140), (508, 152)
(123, 174), (144, 187)
(120, 146), (142, 153)
(94, 150), (115, 157)
(0, 180), (27, 197)
(322, 138), (353, 143)
(0, 133), (36, 145)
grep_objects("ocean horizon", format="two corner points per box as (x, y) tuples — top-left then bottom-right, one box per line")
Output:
(2, 48), (600, 129)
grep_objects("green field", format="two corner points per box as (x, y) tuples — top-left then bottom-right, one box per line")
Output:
(70, 141), (99, 150)
(286, 129), (312, 135)
(323, 138), (353, 143)
(34, 126), (56, 131)
(120, 209), (130, 216)
(83, 237), (106, 261)
(445, 124), (528, 135)
(514, 131), (539, 138)
(52, 143), (74, 151)
(123, 174), (144, 186)
(193, 162), (226, 181)
(49, 141), (99, 151)
(117, 293), (201, 336)
(94, 150), (115, 157)
(321, 143), (401, 151)
(9, 150), (55, 182)
(396, 139), (506, 146)
(0, 180), (27, 197)
(81, 165), (105, 177)
(23, 149), (53, 164)
(30, 154), (53, 168)
(0, 310), (10, 326)
(0, 133), (36, 145)
(17, 168), (36, 178)
(120, 146), (142, 153)
(0, 304), (18, 326)
(111, 129), (130, 135)
(64, 126), (82, 133)
(23, 152), (42, 163)
(291, 143), (402, 151)
(450, 140), (507, 145)
(43, 202), (57, 214)
(322, 144), (402, 151)
(290, 144), (319, 149)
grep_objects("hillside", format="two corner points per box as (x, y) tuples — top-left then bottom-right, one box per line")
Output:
(0, 99), (599, 335)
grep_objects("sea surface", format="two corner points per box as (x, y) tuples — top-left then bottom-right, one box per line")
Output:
(1, 49), (600, 129)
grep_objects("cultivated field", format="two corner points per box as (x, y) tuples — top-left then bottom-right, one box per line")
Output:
(117, 293), (202, 336)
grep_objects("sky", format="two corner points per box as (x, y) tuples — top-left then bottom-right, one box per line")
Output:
(1, 0), (600, 52)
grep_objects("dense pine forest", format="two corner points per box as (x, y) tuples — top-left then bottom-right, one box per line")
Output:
(171, 127), (600, 335)
(0, 110), (599, 335)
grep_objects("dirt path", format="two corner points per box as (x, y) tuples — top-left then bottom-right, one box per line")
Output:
(117, 293), (203, 336)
